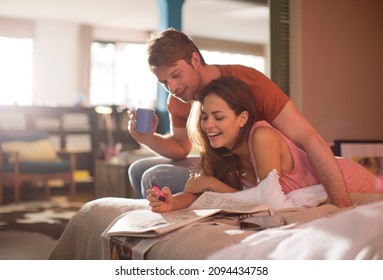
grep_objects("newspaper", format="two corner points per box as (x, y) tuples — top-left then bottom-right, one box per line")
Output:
(103, 191), (269, 238)
(189, 191), (269, 213)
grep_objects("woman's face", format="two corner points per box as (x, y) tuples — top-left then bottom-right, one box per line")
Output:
(200, 93), (245, 150)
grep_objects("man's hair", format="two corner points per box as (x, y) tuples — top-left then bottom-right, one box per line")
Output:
(147, 28), (206, 69)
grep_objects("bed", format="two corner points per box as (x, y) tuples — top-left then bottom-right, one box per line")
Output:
(49, 169), (383, 260)
(101, 193), (383, 260)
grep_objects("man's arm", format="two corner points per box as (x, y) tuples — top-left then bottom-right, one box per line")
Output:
(141, 127), (192, 159)
(272, 101), (352, 208)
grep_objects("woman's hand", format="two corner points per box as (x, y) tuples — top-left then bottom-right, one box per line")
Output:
(147, 186), (200, 212)
(147, 186), (173, 212)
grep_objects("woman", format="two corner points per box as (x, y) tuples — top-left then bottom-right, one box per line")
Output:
(148, 76), (383, 212)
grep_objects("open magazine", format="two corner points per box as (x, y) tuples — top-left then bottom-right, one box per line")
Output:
(103, 191), (270, 238)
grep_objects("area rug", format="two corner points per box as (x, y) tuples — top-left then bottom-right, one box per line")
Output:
(0, 199), (83, 259)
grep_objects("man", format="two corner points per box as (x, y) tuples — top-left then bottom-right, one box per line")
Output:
(128, 28), (352, 208)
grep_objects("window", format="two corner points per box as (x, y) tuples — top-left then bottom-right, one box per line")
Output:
(89, 41), (157, 108)
(0, 36), (33, 105)
(89, 42), (266, 108)
(201, 50), (265, 74)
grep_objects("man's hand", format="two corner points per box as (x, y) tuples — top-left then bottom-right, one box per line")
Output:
(127, 109), (159, 144)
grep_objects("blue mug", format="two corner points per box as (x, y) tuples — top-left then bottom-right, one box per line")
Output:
(136, 108), (155, 133)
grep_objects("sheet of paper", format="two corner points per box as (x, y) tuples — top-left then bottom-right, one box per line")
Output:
(189, 191), (268, 213)
(104, 208), (220, 237)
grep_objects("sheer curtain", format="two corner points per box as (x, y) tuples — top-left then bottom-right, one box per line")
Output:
(89, 41), (158, 109)
(0, 36), (33, 106)
(0, 18), (34, 106)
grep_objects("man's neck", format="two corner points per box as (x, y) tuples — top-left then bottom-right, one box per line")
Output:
(200, 64), (221, 86)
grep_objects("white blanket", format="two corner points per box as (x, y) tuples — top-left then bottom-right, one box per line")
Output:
(208, 199), (383, 260)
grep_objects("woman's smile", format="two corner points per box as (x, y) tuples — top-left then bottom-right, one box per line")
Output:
(206, 130), (223, 146)
(207, 131), (222, 137)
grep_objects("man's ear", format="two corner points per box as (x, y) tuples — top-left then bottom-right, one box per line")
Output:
(239, 111), (249, 127)
(191, 52), (201, 68)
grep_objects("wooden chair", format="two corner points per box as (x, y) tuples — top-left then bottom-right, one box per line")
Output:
(0, 131), (76, 204)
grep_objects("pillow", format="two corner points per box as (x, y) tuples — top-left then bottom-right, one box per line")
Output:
(1, 139), (60, 163)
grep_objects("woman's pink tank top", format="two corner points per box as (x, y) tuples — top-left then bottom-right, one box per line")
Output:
(246, 121), (321, 193)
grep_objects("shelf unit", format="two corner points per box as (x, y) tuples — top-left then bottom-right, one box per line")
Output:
(0, 105), (141, 186)
(0, 105), (96, 182)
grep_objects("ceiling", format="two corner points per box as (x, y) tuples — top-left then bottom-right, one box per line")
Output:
(0, 0), (269, 44)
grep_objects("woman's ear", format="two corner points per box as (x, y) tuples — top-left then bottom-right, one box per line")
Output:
(239, 111), (249, 127)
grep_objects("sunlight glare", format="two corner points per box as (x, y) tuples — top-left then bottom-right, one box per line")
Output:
(0, 37), (33, 105)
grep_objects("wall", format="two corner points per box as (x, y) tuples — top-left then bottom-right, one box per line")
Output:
(291, 0), (383, 144)
(23, 19), (266, 107)
(0, 17), (150, 107)
(33, 20), (80, 106)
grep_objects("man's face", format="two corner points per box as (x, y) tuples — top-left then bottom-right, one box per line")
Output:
(153, 59), (201, 103)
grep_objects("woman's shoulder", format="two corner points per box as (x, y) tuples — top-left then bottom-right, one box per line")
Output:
(250, 121), (282, 144)
(251, 120), (273, 133)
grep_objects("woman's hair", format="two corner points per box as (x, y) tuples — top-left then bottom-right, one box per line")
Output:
(188, 76), (257, 190)
(147, 28), (206, 69)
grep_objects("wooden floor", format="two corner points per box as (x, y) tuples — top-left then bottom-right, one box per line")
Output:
(1, 182), (97, 205)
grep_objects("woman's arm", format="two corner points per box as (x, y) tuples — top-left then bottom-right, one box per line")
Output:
(148, 175), (239, 212)
(183, 175), (239, 194)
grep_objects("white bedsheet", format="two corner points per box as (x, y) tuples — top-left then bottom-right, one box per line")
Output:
(208, 199), (383, 260)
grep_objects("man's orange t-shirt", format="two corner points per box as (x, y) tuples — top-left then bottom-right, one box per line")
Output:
(167, 64), (290, 128)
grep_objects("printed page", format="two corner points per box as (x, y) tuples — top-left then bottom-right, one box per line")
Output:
(188, 191), (269, 213)
(104, 208), (220, 237)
